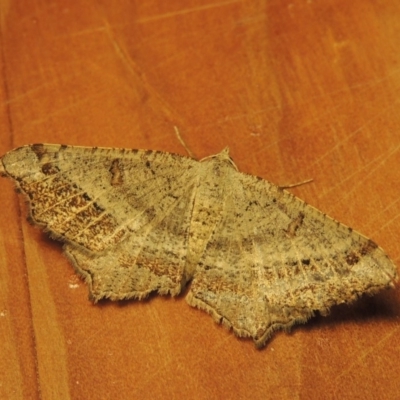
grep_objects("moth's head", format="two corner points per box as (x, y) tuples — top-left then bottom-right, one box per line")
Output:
(199, 147), (238, 171)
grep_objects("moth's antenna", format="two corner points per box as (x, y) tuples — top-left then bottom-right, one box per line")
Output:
(174, 126), (195, 159)
(279, 178), (313, 189)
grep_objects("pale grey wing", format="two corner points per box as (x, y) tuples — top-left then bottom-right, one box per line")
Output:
(1, 144), (199, 252)
(1, 144), (201, 300)
(64, 181), (198, 301)
(187, 171), (398, 347)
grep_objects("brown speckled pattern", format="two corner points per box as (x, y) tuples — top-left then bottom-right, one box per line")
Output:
(1, 144), (398, 347)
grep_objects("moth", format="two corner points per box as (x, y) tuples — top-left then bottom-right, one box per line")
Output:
(1, 144), (397, 347)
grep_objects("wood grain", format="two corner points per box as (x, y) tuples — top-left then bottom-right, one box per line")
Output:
(1, 0), (400, 399)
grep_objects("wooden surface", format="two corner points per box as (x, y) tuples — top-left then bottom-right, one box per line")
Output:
(1, 0), (400, 399)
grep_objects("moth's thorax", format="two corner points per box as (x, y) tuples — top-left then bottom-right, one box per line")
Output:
(184, 153), (235, 279)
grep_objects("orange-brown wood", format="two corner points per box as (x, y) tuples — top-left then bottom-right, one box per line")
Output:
(1, 1), (400, 399)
